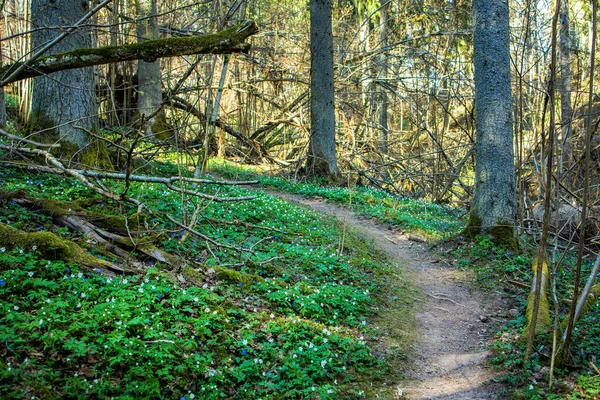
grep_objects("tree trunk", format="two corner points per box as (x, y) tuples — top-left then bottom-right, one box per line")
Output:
(307, 0), (338, 178)
(0, 39), (6, 127)
(559, 0), (572, 171)
(378, 1), (389, 152)
(136, 0), (165, 136)
(466, 0), (517, 248)
(30, 0), (96, 149)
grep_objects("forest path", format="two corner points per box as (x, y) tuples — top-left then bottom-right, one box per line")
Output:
(264, 190), (508, 399)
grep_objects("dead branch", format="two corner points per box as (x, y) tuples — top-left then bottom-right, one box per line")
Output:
(0, 142), (252, 254)
(0, 21), (258, 86)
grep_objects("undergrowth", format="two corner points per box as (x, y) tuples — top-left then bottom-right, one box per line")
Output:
(209, 159), (464, 240)
(5, 154), (598, 399)
(0, 163), (414, 399)
(450, 236), (600, 399)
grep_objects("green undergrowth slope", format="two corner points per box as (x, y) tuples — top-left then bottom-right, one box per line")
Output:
(206, 161), (600, 399)
(209, 160), (465, 241)
(0, 162), (414, 399)
(449, 237), (600, 399)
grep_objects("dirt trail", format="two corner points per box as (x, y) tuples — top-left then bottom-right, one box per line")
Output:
(269, 192), (508, 400)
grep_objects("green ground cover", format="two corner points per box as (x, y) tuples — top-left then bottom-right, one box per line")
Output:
(0, 162), (413, 399)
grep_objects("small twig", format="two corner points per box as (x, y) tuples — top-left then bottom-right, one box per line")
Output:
(204, 217), (286, 234)
(121, 118), (144, 199)
(145, 340), (175, 344)
(73, 125), (129, 153)
(205, 241), (221, 264)
(164, 214), (252, 254)
(0, 129), (60, 148)
(250, 236), (274, 250)
(425, 292), (465, 307)
(508, 280), (531, 290)
(257, 256), (283, 265)
(180, 201), (206, 244)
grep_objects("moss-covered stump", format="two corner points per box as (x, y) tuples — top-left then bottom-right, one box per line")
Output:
(0, 222), (112, 270)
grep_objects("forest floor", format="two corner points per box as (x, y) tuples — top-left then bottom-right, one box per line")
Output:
(265, 190), (509, 399)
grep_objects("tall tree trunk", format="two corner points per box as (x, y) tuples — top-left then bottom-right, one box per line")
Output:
(466, 0), (517, 248)
(359, 16), (371, 117)
(0, 38), (6, 127)
(30, 0), (96, 149)
(559, 0), (572, 172)
(136, 0), (165, 137)
(307, 0), (338, 178)
(378, 0), (389, 152)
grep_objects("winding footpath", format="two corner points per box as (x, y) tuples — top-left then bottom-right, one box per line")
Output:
(269, 191), (508, 399)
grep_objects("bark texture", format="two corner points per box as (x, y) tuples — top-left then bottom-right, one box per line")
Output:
(0, 40), (6, 126)
(378, 1), (389, 151)
(467, 0), (517, 246)
(307, 0), (338, 178)
(30, 0), (96, 148)
(559, 0), (573, 167)
(0, 21), (258, 86)
(136, 0), (165, 136)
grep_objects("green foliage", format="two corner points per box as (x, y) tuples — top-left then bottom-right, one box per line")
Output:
(451, 235), (600, 399)
(210, 159), (464, 240)
(573, 374), (600, 399)
(0, 163), (408, 398)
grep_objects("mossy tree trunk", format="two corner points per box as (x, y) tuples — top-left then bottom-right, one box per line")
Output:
(307, 0), (338, 179)
(465, 0), (517, 248)
(0, 39), (6, 127)
(30, 0), (96, 149)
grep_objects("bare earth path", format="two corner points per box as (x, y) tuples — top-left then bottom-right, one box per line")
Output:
(268, 191), (508, 399)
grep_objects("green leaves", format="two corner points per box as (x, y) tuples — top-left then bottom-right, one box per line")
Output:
(0, 162), (400, 398)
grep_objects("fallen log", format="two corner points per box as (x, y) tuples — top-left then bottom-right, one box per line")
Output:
(0, 21), (258, 86)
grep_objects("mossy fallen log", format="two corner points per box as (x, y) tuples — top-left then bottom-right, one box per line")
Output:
(0, 21), (258, 86)
(4, 190), (183, 270)
(8, 191), (148, 235)
(0, 222), (127, 272)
